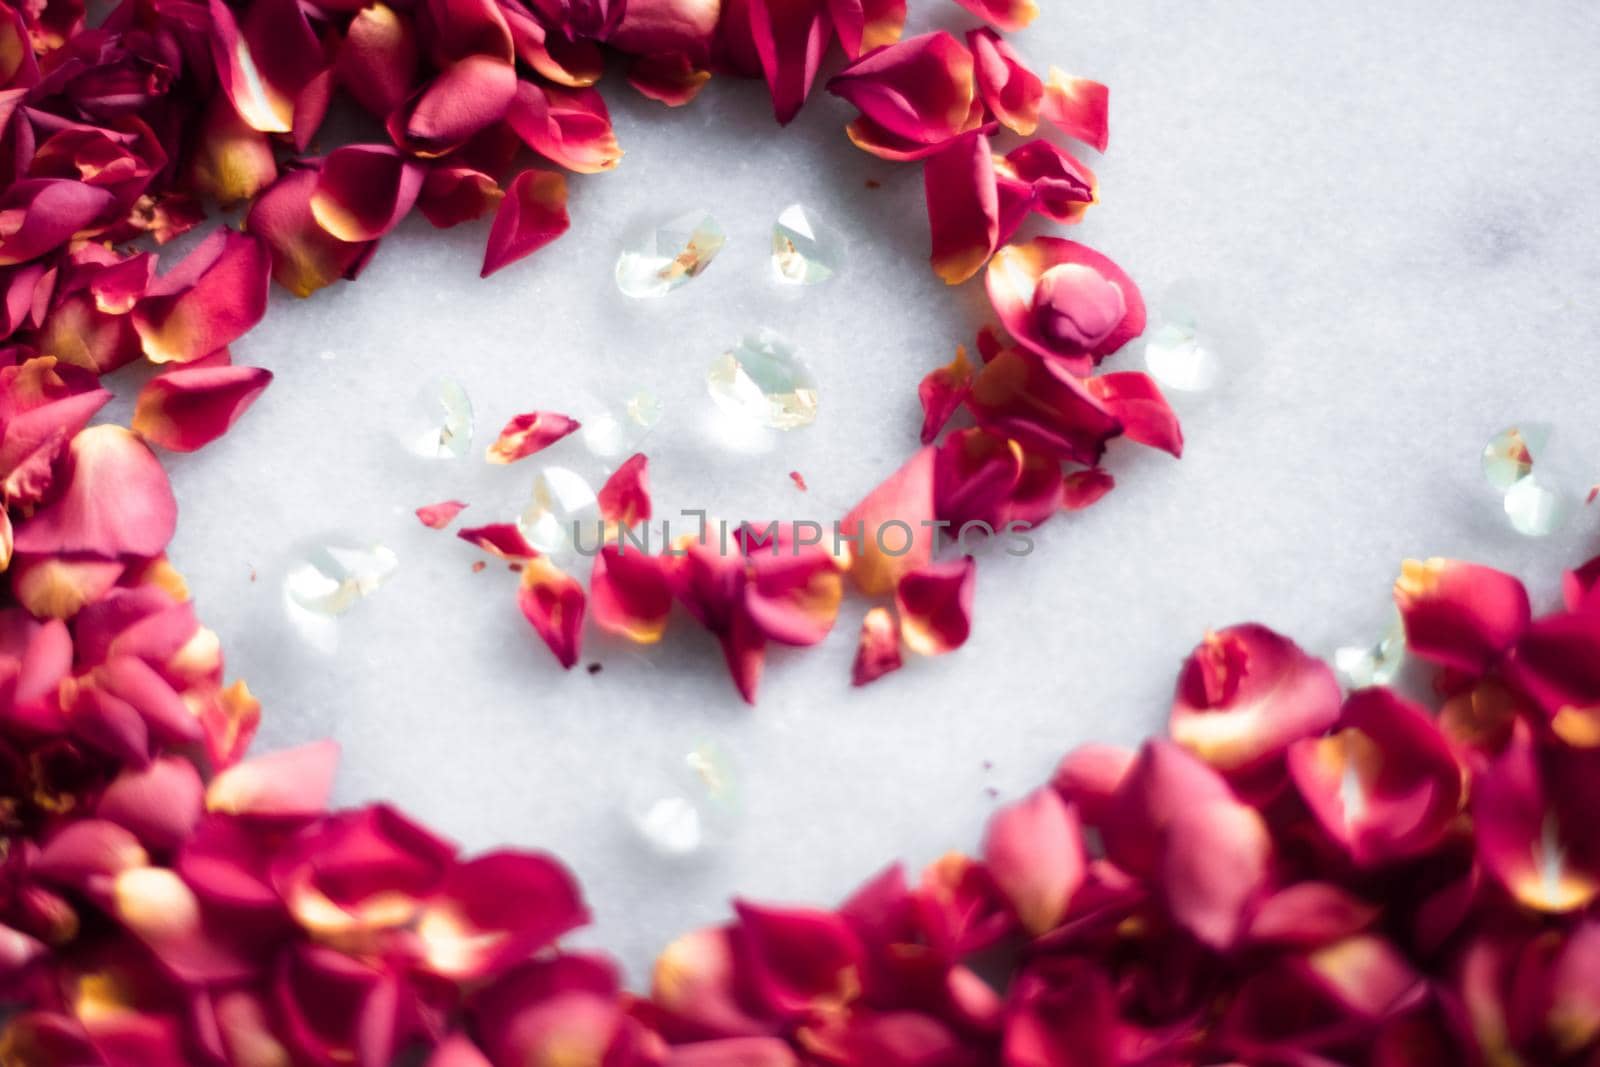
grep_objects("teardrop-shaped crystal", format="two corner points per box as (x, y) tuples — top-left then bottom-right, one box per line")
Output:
(626, 743), (740, 857)
(518, 467), (598, 557)
(707, 330), (818, 430)
(398, 377), (473, 459)
(1144, 321), (1222, 392)
(1504, 476), (1572, 537)
(284, 541), (399, 616)
(615, 210), (725, 299)
(1334, 616), (1405, 689)
(1482, 424), (1551, 491)
(772, 204), (846, 285)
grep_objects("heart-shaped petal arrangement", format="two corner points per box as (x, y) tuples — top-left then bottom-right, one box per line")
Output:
(0, 0), (1596, 1065)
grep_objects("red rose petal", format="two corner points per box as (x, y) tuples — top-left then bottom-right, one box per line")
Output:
(969, 29), (1042, 135)
(841, 445), (937, 596)
(851, 606), (903, 687)
(456, 523), (538, 560)
(132, 228), (271, 365)
(598, 453), (652, 530)
(246, 169), (376, 298)
(518, 556), (585, 669)
(13, 425), (176, 558)
(506, 81), (623, 175)
(982, 788), (1084, 935)
(205, 740), (340, 820)
(1042, 68), (1110, 153)
(896, 556), (976, 656)
(918, 344), (974, 445)
(485, 410), (580, 463)
(310, 145), (425, 242)
(481, 168), (570, 277)
(132, 364), (273, 453)
(1393, 558), (1531, 674)
(924, 131), (1000, 286)
(590, 545), (673, 644)
(828, 0), (905, 59)
(416, 500), (468, 530)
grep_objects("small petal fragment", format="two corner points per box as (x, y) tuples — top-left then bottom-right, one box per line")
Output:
(896, 557), (976, 656)
(852, 607), (902, 686)
(485, 411), (581, 464)
(416, 501), (468, 530)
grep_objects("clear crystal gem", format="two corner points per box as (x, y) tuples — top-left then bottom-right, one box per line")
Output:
(707, 330), (818, 430)
(626, 389), (662, 429)
(1334, 616), (1405, 689)
(1504, 477), (1572, 537)
(1144, 321), (1222, 392)
(518, 467), (598, 557)
(626, 743), (739, 857)
(284, 541), (399, 616)
(581, 413), (629, 458)
(399, 377), (473, 459)
(1481, 424), (1551, 491)
(772, 203), (846, 285)
(615, 210), (725, 299)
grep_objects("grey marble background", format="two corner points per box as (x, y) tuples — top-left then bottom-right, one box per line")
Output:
(117, 0), (1599, 977)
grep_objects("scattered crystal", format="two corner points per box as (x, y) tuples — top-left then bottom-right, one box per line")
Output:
(518, 466), (598, 557)
(615, 210), (725, 299)
(398, 377), (473, 459)
(1334, 616), (1406, 690)
(1481, 424), (1550, 491)
(1144, 321), (1221, 392)
(581, 413), (628, 458)
(707, 330), (818, 430)
(772, 203), (846, 285)
(627, 742), (740, 857)
(1504, 476), (1572, 537)
(284, 541), (399, 616)
(626, 389), (662, 429)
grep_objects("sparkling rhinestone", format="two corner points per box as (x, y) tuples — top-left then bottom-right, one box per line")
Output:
(1481, 424), (1551, 491)
(1334, 616), (1405, 690)
(615, 210), (725, 299)
(707, 330), (818, 430)
(1144, 321), (1222, 392)
(1503, 477), (1572, 537)
(626, 743), (739, 857)
(581, 413), (629, 458)
(398, 377), (473, 459)
(518, 467), (599, 557)
(284, 541), (398, 616)
(772, 203), (846, 285)
(626, 389), (662, 429)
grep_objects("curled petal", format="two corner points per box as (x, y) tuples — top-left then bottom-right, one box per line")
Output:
(132, 228), (271, 364)
(934, 427), (1022, 531)
(518, 556), (585, 669)
(486, 410), (580, 463)
(416, 500), (467, 530)
(506, 81), (623, 174)
(896, 557), (976, 656)
(828, 0), (905, 58)
(205, 740), (340, 819)
(998, 140), (1097, 236)
(389, 54), (517, 157)
(627, 53), (713, 106)
(132, 364), (273, 453)
(599, 453), (652, 531)
(310, 145), (424, 242)
(954, 0), (1037, 32)
(828, 32), (982, 157)
(966, 348), (1120, 464)
(982, 788), (1084, 935)
(337, 3), (420, 119)
(851, 606), (903, 687)
(187, 98), (278, 206)
(415, 850), (587, 979)
(1288, 688), (1464, 865)
(733, 901), (865, 1021)
(418, 165), (504, 228)
(969, 29), (1041, 135)
(1393, 558), (1530, 673)
(481, 168), (570, 277)
(13, 425), (175, 558)
(35, 819), (149, 892)
(10, 554), (125, 620)
(472, 955), (630, 1067)
(918, 344), (973, 444)
(1042, 68), (1110, 152)
(1060, 467), (1114, 510)
(208, 0), (325, 134)
(1169, 623), (1341, 774)
(986, 238), (1145, 372)
(743, 538), (844, 647)
(841, 446), (937, 596)
(590, 546), (673, 644)
(924, 132), (1000, 286)
(274, 943), (406, 1067)
(0, 180), (115, 266)
(457, 522), (537, 560)
(651, 926), (772, 1039)
(1248, 882), (1379, 950)
(246, 170), (375, 298)
(201, 679), (260, 771)
(746, 0), (831, 125)
(1503, 612), (1600, 746)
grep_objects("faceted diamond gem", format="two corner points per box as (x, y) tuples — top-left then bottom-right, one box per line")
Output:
(518, 467), (599, 557)
(1333, 616), (1405, 690)
(706, 330), (818, 430)
(626, 743), (740, 858)
(772, 203), (846, 285)
(284, 541), (399, 616)
(581, 413), (629, 458)
(1504, 476), (1572, 537)
(626, 389), (662, 429)
(1481, 424), (1551, 491)
(399, 377), (473, 459)
(1144, 321), (1222, 392)
(615, 210), (725, 299)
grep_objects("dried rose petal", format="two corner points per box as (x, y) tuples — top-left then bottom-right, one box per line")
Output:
(896, 557), (976, 657)
(590, 546), (673, 644)
(132, 364), (273, 453)
(918, 344), (973, 444)
(414, 850), (587, 979)
(997, 140), (1097, 237)
(986, 237), (1145, 373)
(841, 446), (937, 596)
(310, 144), (424, 242)
(966, 347), (1121, 464)
(0, 180), (115, 267)
(389, 54), (518, 157)
(205, 740), (340, 819)
(598, 453), (652, 531)
(829, 0), (905, 59)
(923, 131), (1000, 285)
(481, 168), (570, 277)
(1508, 613), (1600, 747)
(457, 523), (538, 560)
(934, 427), (1022, 531)
(13, 425), (176, 558)
(416, 500), (468, 530)
(337, 2), (421, 119)
(418, 166), (505, 228)
(246, 170), (376, 298)
(1169, 624), (1341, 774)
(506, 81), (623, 174)
(518, 556), (585, 669)
(851, 606), (902, 687)
(733, 900), (865, 1020)
(1060, 468), (1114, 510)
(1394, 558), (1530, 673)
(1041, 68), (1110, 152)
(828, 32), (986, 161)
(954, 0), (1037, 32)
(208, 0), (325, 134)
(200, 678), (260, 771)
(969, 29), (1042, 135)
(983, 788), (1083, 935)
(186, 98), (278, 207)
(132, 228), (271, 365)
(485, 410), (580, 463)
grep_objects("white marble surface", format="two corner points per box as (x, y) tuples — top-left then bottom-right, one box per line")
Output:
(111, 0), (1600, 978)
